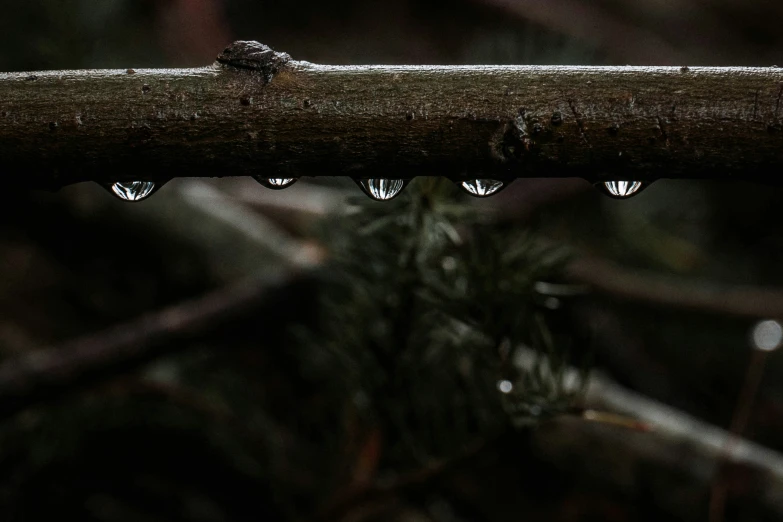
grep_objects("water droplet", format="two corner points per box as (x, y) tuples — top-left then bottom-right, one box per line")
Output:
(460, 179), (505, 197)
(106, 181), (158, 202)
(253, 177), (297, 190)
(357, 179), (407, 201)
(597, 181), (646, 199)
(497, 380), (513, 394)
(752, 320), (783, 352)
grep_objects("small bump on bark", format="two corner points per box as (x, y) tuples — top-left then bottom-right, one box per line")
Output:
(216, 41), (292, 84)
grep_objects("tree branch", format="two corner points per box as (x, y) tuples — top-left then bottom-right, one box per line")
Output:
(515, 349), (783, 520)
(567, 255), (783, 318)
(2, 41), (783, 189)
(0, 273), (296, 418)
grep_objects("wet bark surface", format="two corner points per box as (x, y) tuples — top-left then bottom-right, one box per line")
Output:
(1, 41), (783, 188)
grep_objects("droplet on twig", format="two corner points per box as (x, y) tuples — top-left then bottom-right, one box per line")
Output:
(105, 181), (159, 202)
(459, 179), (505, 197)
(252, 177), (297, 190)
(596, 181), (647, 199)
(356, 179), (407, 201)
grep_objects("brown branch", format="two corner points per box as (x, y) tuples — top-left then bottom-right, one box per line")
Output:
(0, 272), (296, 418)
(567, 256), (783, 318)
(2, 41), (783, 189)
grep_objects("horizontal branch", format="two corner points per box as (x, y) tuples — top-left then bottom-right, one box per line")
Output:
(2, 42), (783, 188)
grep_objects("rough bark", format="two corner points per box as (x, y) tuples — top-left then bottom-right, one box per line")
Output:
(1, 41), (783, 189)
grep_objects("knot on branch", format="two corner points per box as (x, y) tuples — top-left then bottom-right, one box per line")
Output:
(216, 41), (292, 83)
(496, 110), (532, 163)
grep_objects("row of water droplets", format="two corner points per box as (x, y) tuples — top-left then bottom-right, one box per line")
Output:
(105, 178), (647, 202)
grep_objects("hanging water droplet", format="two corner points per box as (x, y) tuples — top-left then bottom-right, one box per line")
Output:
(597, 180), (646, 199)
(107, 181), (158, 202)
(252, 177), (298, 190)
(357, 179), (406, 201)
(459, 179), (505, 197)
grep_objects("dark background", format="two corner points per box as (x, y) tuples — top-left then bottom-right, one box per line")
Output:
(2, 1), (783, 521)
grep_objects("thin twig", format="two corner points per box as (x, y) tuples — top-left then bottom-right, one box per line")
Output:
(313, 436), (496, 522)
(709, 349), (770, 522)
(475, 0), (686, 64)
(218, 179), (783, 320)
(0, 273), (295, 418)
(568, 255), (783, 318)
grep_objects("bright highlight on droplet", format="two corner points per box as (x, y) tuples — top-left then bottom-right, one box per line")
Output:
(751, 320), (783, 352)
(600, 180), (644, 198)
(253, 177), (298, 190)
(460, 179), (505, 197)
(497, 380), (513, 394)
(357, 179), (406, 201)
(109, 181), (157, 202)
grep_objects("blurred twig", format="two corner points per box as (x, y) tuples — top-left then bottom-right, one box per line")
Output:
(568, 256), (783, 318)
(314, 436), (495, 522)
(474, 0), (783, 66)
(525, 349), (783, 519)
(0, 273), (296, 418)
(710, 348), (772, 522)
(220, 178), (783, 320)
(474, 0), (686, 64)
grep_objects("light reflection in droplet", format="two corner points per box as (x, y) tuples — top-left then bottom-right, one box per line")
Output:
(357, 179), (406, 201)
(600, 180), (645, 198)
(460, 179), (505, 197)
(108, 181), (157, 202)
(253, 177), (298, 190)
